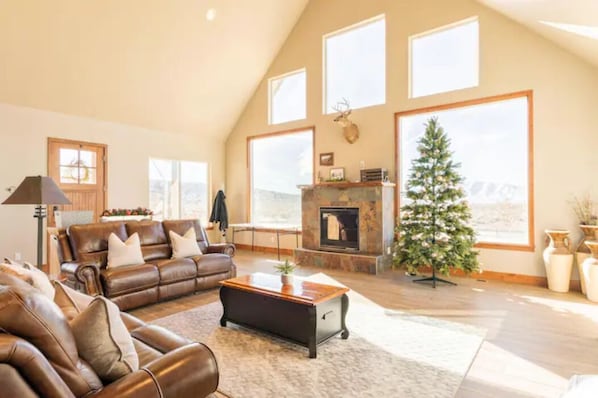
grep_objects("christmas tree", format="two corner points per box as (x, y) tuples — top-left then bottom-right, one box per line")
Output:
(394, 117), (479, 287)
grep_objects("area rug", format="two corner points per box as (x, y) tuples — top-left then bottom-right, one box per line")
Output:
(152, 273), (485, 398)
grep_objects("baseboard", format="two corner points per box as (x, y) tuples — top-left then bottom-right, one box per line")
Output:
(417, 266), (581, 292)
(233, 243), (295, 257)
(233, 243), (582, 291)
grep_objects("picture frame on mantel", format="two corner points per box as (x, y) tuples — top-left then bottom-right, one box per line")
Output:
(319, 152), (334, 166)
(329, 167), (345, 181)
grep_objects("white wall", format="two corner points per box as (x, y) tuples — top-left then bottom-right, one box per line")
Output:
(225, 0), (598, 277)
(0, 102), (225, 263)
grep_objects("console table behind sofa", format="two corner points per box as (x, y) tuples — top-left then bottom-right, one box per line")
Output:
(229, 223), (301, 260)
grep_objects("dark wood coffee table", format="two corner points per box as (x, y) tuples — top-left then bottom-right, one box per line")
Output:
(219, 273), (349, 358)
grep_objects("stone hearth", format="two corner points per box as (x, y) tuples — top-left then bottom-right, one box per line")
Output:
(294, 182), (395, 274)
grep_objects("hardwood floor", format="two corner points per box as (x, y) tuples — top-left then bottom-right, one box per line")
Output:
(131, 250), (598, 397)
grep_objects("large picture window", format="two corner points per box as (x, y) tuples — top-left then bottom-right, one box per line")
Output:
(323, 15), (386, 114)
(249, 128), (314, 226)
(149, 158), (209, 224)
(396, 91), (533, 249)
(410, 17), (479, 98)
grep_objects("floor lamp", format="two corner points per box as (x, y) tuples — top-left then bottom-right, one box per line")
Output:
(2, 176), (71, 268)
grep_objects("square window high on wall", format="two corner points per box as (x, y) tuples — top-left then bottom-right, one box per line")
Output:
(249, 128), (314, 226)
(269, 69), (306, 125)
(324, 15), (386, 114)
(410, 17), (479, 98)
(149, 159), (209, 225)
(396, 91), (534, 250)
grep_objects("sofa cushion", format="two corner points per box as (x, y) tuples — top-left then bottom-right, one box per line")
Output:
(100, 263), (159, 297)
(194, 253), (233, 277)
(70, 296), (139, 383)
(68, 222), (127, 267)
(141, 244), (171, 262)
(152, 258), (197, 284)
(0, 273), (102, 396)
(125, 221), (167, 245)
(107, 232), (144, 269)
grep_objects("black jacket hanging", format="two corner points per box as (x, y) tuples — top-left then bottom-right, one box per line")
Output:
(209, 190), (228, 236)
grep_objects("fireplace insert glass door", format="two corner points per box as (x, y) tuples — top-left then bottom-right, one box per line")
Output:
(320, 207), (359, 251)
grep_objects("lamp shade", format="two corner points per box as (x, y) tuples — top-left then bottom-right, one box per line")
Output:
(2, 176), (71, 205)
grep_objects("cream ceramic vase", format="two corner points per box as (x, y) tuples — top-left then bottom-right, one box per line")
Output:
(281, 274), (294, 285)
(575, 225), (598, 294)
(582, 241), (598, 302)
(543, 230), (573, 293)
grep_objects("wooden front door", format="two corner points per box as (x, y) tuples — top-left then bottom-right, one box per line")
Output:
(47, 138), (107, 227)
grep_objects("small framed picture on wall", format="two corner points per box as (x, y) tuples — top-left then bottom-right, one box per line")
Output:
(319, 152), (334, 166)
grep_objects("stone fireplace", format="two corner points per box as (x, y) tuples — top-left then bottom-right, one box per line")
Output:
(294, 182), (395, 274)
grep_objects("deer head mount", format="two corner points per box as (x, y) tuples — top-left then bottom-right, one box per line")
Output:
(332, 98), (359, 144)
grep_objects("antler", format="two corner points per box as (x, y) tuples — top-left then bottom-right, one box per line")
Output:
(332, 98), (351, 114)
(332, 98), (352, 122)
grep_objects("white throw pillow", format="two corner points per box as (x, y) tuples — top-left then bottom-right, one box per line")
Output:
(107, 233), (144, 269)
(169, 228), (202, 258)
(2, 258), (55, 300)
(22, 261), (55, 300)
(53, 280), (94, 322)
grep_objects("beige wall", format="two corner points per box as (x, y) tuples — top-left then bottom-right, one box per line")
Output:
(225, 0), (598, 277)
(0, 102), (225, 263)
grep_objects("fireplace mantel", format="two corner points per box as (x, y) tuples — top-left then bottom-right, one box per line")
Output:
(298, 181), (395, 189)
(294, 182), (395, 274)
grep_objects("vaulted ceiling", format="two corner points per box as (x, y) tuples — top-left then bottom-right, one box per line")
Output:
(0, 0), (308, 138)
(477, 0), (598, 68)
(0, 0), (596, 141)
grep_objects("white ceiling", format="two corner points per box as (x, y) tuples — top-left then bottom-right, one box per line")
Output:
(0, 0), (309, 138)
(477, 0), (598, 68)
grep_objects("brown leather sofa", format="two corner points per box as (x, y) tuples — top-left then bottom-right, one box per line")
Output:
(54, 219), (236, 311)
(0, 273), (219, 398)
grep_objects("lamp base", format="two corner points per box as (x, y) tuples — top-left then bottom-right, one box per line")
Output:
(33, 205), (47, 269)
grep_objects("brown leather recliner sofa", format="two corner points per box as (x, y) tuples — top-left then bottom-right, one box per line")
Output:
(0, 273), (218, 398)
(54, 219), (236, 311)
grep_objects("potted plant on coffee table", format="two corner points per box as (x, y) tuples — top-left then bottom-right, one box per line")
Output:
(275, 259), (296, 285)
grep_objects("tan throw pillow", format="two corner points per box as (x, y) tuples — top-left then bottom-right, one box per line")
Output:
(107, 232), (144, 269)
(169, 228), (202, 258)
(53, 281), (94, 322)
(70, 296), (139, 382)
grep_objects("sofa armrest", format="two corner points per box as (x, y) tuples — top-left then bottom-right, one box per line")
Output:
(206, 243), (235, 257)
(61, 261), (103, 296)
(92, 343), (218, 398)
(130, 324), (192, 353)
(0, 334), (75, 398)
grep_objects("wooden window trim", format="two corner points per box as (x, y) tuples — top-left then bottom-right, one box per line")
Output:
(246, 126), (316, 224)
(394, 90), (535, 252)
